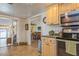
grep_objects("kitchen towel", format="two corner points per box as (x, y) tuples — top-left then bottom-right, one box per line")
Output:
(66, 41), (76, 55)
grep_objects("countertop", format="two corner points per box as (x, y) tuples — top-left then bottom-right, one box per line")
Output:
(42, 35), (79, 43)
(42, 35), (59, 38)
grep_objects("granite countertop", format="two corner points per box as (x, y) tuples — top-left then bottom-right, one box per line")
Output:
(42, 35), (60, 38)
(56, 37), (79, 41)
(42, 35), (79, 43)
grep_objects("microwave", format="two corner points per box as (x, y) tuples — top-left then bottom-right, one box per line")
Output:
(61, 10), (79, 24)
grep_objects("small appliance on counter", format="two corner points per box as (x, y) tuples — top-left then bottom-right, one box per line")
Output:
(49, 30), (54, 37)
(49, 30), (61, 38)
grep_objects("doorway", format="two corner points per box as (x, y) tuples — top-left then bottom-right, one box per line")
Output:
(31, 24), (38, 48)
(31, 16), (41, 49)
(0, 19), (17, 47)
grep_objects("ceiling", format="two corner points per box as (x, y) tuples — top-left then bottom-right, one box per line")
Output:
(31, 16), (41, 24)
(0, 3), (52, 18)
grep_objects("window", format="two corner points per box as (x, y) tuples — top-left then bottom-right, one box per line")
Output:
(0, 29), (7, 39)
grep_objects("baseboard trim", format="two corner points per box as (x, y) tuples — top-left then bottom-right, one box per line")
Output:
(19, 42), (27, 45)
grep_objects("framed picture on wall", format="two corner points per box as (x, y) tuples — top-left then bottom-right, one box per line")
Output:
(25, 24), (29, 30)
(38, 26), (41, 31)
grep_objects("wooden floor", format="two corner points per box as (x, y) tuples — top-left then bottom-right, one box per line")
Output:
(31, 40), (38, 48)
(0, 45), (40, 56)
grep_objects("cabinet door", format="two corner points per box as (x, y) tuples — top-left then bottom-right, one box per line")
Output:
(46, 4), (59, 25)
(50, 44), (57, 56)
(46, 6), (53, 24)
(42, 43), (57, 56)
(71, 3), (79, 10)
(71, 4), (79, 10)
(42, 38), (57, 56)
(42, 44), (50, 56)
(59, 4), (68, 14)
(47, 38), (57, 56)
(59, 4), (76, 14)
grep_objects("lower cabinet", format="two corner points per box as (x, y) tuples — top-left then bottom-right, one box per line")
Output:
(42, 37), (57, 56)
(42, 38), (76, 56)
(42, 44), (50, 56)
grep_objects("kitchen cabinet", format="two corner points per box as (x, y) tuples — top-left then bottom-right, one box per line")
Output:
(46, 4), (59, 25)
(59, 3), (79, 14)
(72, 3), (79, 10)
(42, 37), (57, 56)
(59, 4), (74, 14)
(46, 3), (79, 25)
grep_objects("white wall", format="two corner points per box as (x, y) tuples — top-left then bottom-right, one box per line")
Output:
(27, 9), (62, 45)
(40, 12), (62, 36)
(26, 19), (31, 45)
(31, 16), (41, 32)
(26, 11), (62, 45)
(41, 24), (62, 36)
(17, 19), (28, 44)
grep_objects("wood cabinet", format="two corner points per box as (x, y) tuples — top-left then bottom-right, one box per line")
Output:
(46, 3), (79, 25)
(59, 4), (74, 14)
(46, 4), (59, 25)
(75, 4), (79, 9)
(71, 3), (79, 10)
(42, 37), (57, 56)
(59, 3), (79, 14)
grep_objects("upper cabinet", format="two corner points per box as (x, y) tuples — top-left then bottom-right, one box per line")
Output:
(45, 3), (79, 25)
(74, 3), (79, 10)
(59, 3), (79, 14)
(59, 4), (73, 14)
(46, 4), (59, 25)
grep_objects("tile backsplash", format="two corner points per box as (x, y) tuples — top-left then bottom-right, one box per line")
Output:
(41, 24), (62, 36)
